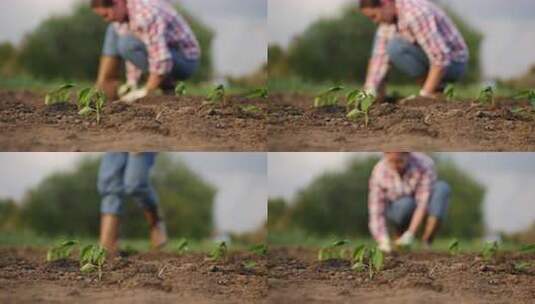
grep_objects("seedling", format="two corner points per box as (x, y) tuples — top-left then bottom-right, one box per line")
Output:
(443, 84), (456, 101)
(346, 89), (375, 127)
(79, 244), (107, 281)
(242, 261), (257, 270)
(513, 261), (531, 272)
(208, 241), (228, 261)
(314, 86), (344, 108)
(318, 240), (350, 261)
(514, 89), (535, 109)
(206, 84), (226, 104)
(481, 241), (499, 261)
(249, 244), (268, 256)
(448, 239), (460, 255)
(79, 246), (106, 281)
(240, 104), (262, 115)
(520, 244), (535, 253)
(351, 245), (384, 279)
(176, 238), (189, 255)
(77, 88), (106, 124)
(477, 86), (495, 106)
(175, 82), (187, 97)
(46, 240), (78, 262)
(244, 88), (268, 99)
(45, 84), (76, 105)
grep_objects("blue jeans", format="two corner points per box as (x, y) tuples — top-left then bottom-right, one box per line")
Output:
(102, 24), (198, 80)
(387, 36), (467, 83)
(98, 153), (158, 215)
(386, 181), (451, 230)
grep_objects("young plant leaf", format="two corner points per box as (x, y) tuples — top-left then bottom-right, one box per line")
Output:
(242, 261), (257, 270)
(477, 86), (494, 105)
(45, 84), (76, 105)
(481, 241), (499, 261)
(448, 239), (460, 255)
(206, 85), (226, 104)
(240, 104), (262, 115)
(249, 244), (268, 256)
(314, 86), (344, 108)
(176, 238), (189, 255)
(175, 82), (187, 97)
(244, 88), (268, 99)
(443, 84), (456, 101)
(208, 241), (228, 261)
(47, 240), (78, 262)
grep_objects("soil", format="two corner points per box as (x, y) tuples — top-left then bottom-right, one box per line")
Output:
(268, 93), (535, 151)
(0, 91), (266, 151)
(0, 247), (267, 304)
(267, 247), (535, 304)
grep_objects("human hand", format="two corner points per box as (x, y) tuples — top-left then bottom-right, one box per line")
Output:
(118, 83), (138, 97)
(395, 231), (415, 246)
(378, 237), (392, 253)
(120, 88), (148, 103)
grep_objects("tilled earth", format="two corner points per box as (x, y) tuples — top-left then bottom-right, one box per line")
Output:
(0, 247), (267, 304)
(267, 247), (535, 304)
(0, 91), (266, 151)
(268, 93), (535, 151)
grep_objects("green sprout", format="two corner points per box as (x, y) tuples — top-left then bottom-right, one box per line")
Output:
(77, 88), (107, 124)
(443, 84), (456, 101)
(242, 261), (258, 270)
(448, 239), (460, 255)
(314, 86), (344, 108)
(477, 86), (495, 106)
(208, 241), (228, 261)
(520, 244), (535, 253)
(317, 240), (350, 261)
(346, 89), (375, 127)
(79, 244), (107, 281)
(481, 241), (499, 261)
(249, 244), (268, 256)
(514, 89), (535, 109)
(351, 245), (384, 279)
(514, 262), (531, 273)
(46, 240), (79, 262)
(243, 88), (268, 99)
(45, 84), (76, 105)
(175, 238), (189, 255)
(206, 84), (226, 104)
(240, 104), (262, 115)
(175, 82), (187, 97)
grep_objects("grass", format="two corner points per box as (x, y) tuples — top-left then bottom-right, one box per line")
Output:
(268, 230), (524, 253)
(269, 76), (520, 100)
(0, 232), (257, 253)
(0, 75), (262, 96)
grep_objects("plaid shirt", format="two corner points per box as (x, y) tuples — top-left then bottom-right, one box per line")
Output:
(113, 0), (201, 83)
(368, 153), (437, 242)
(364, 0), (469, 91)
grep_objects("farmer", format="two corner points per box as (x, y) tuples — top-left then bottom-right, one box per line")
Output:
(359, 0), (469, 100)
(98, 152), (167, 253)
(91, 0), (201, 103)
(368, 152), (451, 253)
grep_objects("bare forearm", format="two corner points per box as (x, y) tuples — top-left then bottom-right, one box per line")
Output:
(408, 205), (427, 234)
(146, 73), (165, 91)
(422, 65), (446, 94)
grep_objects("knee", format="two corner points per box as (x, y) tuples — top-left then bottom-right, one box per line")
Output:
(387, 36), (410, 58)
(117, 36), (144, 57)
(123, 181), (142, 197)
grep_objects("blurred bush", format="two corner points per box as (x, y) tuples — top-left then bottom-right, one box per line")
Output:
(1, 153), (215, 239)
(269, 154), (485, 239)
(273, 2), (482, 84)
(6, 3), (213, 82)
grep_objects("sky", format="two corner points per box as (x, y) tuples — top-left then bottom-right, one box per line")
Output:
(269, 0), (535, 79)
(0, 0), (267, 77)
(268, 152), (535, 234)
(0, 152), (267, 234)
